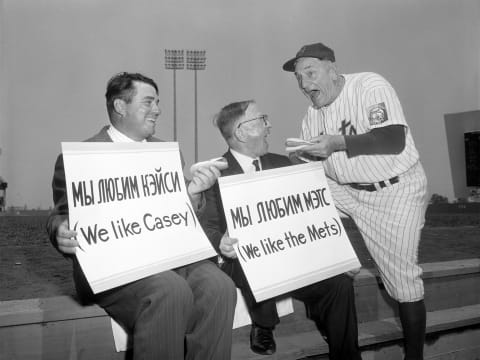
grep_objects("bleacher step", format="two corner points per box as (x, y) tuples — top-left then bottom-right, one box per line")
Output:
(1, 260), (479, 360)
(231, 304), (480, 360)
(354, 259), (480, 323)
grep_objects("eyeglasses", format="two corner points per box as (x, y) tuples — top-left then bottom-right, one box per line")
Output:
(237, 115), (269, 129)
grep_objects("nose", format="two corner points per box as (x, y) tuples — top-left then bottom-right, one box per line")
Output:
(297, 75), (306, 89)
(302, 80), (314, 92)
(151, 102), (161, 115)
(298, 75), (314, 91)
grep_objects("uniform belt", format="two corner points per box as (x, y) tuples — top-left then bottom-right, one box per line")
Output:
(348, 176), (399, 192)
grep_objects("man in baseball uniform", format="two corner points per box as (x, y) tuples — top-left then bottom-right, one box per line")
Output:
(283, 43), (428, 360)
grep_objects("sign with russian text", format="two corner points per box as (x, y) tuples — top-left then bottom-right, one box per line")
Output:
(218, 162), (361, 302)
(62, 142), (216, 293)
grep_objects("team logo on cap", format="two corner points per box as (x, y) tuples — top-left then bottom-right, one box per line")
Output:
(368, 102), (388, 125)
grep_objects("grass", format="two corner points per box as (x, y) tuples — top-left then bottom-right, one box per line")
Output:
(0, 214), (479, 301)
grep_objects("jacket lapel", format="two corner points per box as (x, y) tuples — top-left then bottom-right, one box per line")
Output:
(259, 154), (276, 171)
(222, 150), (244, 176)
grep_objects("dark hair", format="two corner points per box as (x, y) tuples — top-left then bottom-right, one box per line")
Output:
(105, 72), (158, 117)
(214, 100), (254, 140)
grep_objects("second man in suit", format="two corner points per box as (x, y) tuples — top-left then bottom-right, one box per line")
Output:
(200, 100), (362, 359)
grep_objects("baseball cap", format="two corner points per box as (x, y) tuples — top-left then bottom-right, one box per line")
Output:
(282, 42), (335, 72)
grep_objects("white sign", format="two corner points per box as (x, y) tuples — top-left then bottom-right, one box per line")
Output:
(62, 142), (216, 293)
(218, 162), (361, 302)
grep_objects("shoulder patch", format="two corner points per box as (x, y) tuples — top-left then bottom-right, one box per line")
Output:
(368, 102), (388, 125)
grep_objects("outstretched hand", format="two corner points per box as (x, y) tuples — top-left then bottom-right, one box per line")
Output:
(188, 165), (222, 196)
(298, 135), (346, 159)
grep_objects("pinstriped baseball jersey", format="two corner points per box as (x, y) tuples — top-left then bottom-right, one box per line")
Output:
(300, 72), (420, 184)
(297, 71), (428, 302)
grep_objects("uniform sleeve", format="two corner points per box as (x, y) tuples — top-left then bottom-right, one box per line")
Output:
(344, 124), (406, 157)
(363, 77), (407, 130)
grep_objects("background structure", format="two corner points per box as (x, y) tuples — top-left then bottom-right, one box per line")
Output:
(444, 111), (480, 200)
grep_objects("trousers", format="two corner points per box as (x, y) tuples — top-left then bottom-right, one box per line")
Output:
(222, 259), (361, 360)
(96, 260), (237, 360)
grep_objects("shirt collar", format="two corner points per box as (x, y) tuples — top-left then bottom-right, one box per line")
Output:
(229, 148), (261, 173)
(107, 125), (147, 143)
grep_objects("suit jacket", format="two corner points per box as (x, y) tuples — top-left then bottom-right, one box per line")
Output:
(46, 125), (165, 302)
(200, 150), (292, 255)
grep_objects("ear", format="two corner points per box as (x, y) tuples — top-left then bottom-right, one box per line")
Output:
(113, 99), (127, 117)
(328, 62), (339, 80)
(234, 126), (248, 143)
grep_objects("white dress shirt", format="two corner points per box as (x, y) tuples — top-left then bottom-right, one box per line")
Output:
(229, 148), (261, 173)
(107, 125), (147, 143)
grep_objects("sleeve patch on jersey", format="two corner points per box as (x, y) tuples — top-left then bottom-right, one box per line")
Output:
(368, 102), (388, 126)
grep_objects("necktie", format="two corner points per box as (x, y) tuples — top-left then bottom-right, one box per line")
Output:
(252, 159), (260, 172)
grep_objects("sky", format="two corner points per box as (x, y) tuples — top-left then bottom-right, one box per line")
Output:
(0, 0), (479, 209)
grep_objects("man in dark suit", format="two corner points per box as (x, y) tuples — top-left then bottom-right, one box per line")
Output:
(200, 100), (362, 359)
(46, 72), (236, 359)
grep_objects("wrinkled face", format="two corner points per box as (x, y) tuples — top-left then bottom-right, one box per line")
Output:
(294, 57), (337, 109)
(236, 102), (271, 157)
(117, 81), (161, 141)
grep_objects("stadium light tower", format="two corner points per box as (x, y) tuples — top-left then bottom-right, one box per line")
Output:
(0, 178), (7, 212)
(186, 50), (206, 162)
(164, 49), (185, 141)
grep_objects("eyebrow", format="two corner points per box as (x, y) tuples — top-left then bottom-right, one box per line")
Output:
(294, 64), (313, 75)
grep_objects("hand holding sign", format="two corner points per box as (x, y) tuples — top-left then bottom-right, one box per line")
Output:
(219, 233), (238, 259)
(55, 218), (79, 255)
